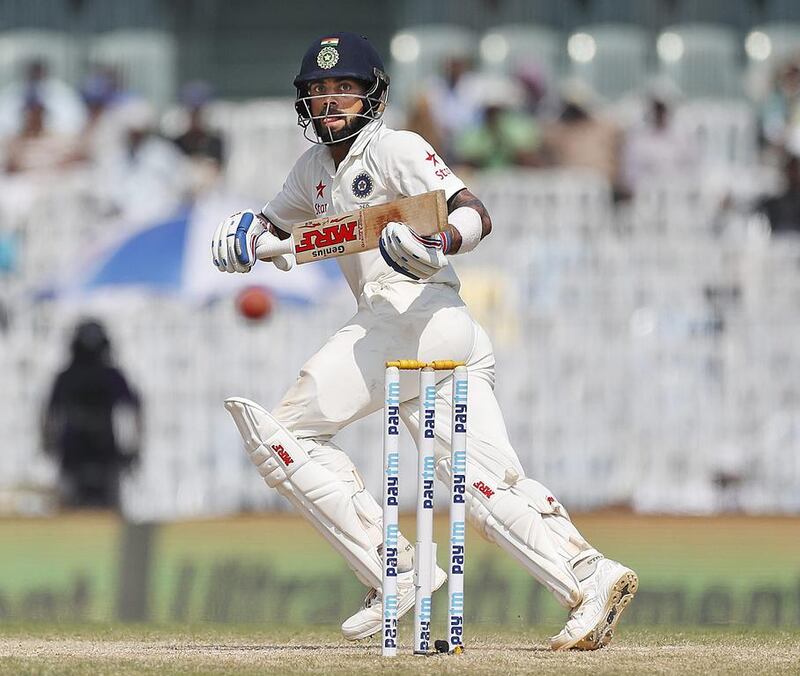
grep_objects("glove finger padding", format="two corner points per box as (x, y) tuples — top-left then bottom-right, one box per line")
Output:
(385, 233), (438, 278)
(227, 215), (246, 272)
(391, 229), (444, 276)
(382, 221), (446, 279)
(379, 221), (447, 280)
(224, 217), (242, 273)
(379, 234), (420, 280)
(229, 212), (264, 273)
(210, 210), (267, 274)
(211, 220), (224, 271)
(212, 218), (234, 272)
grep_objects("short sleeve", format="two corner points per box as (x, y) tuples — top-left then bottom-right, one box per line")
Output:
(378, 131), (466, 201)
(261, 155), (315, 233)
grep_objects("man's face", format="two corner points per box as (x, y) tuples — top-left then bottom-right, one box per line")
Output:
(307, 78), (367, 142)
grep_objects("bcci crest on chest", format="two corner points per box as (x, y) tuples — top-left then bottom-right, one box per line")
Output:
(352, 172), (374, 199)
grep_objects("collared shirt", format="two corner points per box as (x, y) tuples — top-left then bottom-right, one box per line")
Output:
(262, 119), (466, 297)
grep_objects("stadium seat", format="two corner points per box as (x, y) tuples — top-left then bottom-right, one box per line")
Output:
(568, 23), (650, 100)
(470, 169), (613, 241)
(746, 22), (800, 65)
(671, 0), (755, 30)
(89, 29), (177, 108)
(478, 24), (562, 82)
(744, 23), (800, 100)
(585, 0), (663, 29)
(763, 0), (800, 23)
(5, 152), (800, 516)
(657, 23), (742, 98)
(0, 29), (81, 88)
(396, 0), (577, 31)
(388, 24), (478, 110)
(673, 98), (758, 167)
(204, 99), (306, 201)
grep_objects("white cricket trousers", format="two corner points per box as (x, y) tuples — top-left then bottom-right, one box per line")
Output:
(272, 279), (525, 476)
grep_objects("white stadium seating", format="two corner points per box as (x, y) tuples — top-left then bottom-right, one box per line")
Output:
(2, 97), (800, 518)
(89, 29), (177, 109)
(569, 23), (650, 101)
(0, 29), (82, 88)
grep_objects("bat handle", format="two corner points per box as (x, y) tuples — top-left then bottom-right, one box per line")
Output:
(255, 234), (295, 271)
(272, 254), (294, 271)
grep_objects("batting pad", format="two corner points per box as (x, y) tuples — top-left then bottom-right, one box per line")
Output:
(225, 397), (382, 589)
(435, 454), (593, 609)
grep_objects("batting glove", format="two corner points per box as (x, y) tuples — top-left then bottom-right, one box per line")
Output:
(378, 221), (449, 280)
(212, 211), (294, 273)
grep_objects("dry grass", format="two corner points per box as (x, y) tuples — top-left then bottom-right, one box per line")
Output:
(1, 627), (799, 675)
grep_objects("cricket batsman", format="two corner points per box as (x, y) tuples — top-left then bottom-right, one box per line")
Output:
(211, 32), (638, 650)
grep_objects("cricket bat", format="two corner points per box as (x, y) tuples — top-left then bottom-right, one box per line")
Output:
(271, 190), (448, 265)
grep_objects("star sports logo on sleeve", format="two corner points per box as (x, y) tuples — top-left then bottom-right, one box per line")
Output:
(425, 150), (452, 181)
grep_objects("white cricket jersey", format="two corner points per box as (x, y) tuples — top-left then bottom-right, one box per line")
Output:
(262, 119), (466, 297)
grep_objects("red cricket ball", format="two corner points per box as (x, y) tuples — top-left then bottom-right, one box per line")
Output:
(236, 286), (274, 321)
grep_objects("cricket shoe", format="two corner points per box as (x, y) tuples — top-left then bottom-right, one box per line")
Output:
(550, 558), (639, 651)
(341, 566), (447, 641)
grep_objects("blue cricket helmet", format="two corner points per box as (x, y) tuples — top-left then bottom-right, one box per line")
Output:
(294, 31), (386, 89)
(293, 32), (389, 130)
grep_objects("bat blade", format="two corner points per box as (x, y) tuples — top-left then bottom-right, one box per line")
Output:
(289, 190), (448, 265)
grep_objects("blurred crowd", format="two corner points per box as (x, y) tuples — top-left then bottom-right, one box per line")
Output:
(0, 58), (224, 222)
(0, 57), (229, 321)
(405, 52), (800, 229)
(0, 46), (798, 248)
(0, 46), (798, 315)
(0, 46), (798, 339)
(1, 41), (798, 515)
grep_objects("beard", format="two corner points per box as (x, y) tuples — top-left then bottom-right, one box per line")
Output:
(312, 113), (369, 144)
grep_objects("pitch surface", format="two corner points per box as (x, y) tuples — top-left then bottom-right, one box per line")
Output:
(1, 627), (799, 675)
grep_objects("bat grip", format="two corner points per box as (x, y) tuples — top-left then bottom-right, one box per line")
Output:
(272, 254), (294, 271)
(255, 233), (294, 262)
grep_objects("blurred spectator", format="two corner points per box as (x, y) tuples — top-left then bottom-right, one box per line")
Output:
(87, 64), (134, 107)
(406, 56), (483, 163)
(2, 94), (83, 174)
(171, 81), (225, 195)
(760, 58), (800, 154)
(42, 319), (142, 511)
(172, 81), (224, 164)
(95, 99), (189, 220)
(756, 150), (800, 235)
(77, 66), (130, 165)
(514, 62), (553, 117)
(0, 58), (86, 136)
(541, 79), (623, 193)
(454, 75), (542, 169)
(620, 82), (696, 198)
